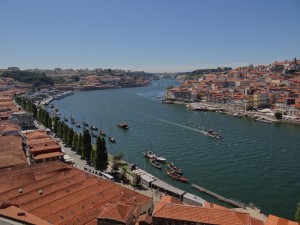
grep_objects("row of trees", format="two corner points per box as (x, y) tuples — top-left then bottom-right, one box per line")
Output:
(14, 95), (108, 171)
(53, 118), (108, 171)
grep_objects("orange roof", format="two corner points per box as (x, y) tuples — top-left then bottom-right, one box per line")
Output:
(0, 136), (27, 169)
(0, 206), (49, 225)
(24, 130), (49, 140)
(0, 161), (151, 225)
(98, 203), (133, 223)
(153, 199), (250, 225)
(33, 151), (64, 160)
(265, 214), (299, 225)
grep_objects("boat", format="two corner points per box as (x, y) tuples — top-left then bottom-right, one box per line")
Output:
(206, 129), (222, 139)
(76, 123), (81, 128)
(71, 120), (75, 124)
(167, 170), (189, 182)
(83, 122), (89, 127)
(144, 151), (155, 159)
(255, 117), (272, 124)
(64, 117), (68, 122)
(90, 125), (98, 131)
(91, 132), (97, 138)
(167, 162), (183, 175)
(117, 123), (129, 129)
(143, 151), (166, 162)
(108, 136), (116, 143)
(50, 103), (54, 108)
(99, 130), (106, 136)
(161, 99), (174, 104)
(150, 157), (162, 169)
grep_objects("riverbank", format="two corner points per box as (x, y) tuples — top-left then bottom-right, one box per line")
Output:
(184, 101), (300, 126)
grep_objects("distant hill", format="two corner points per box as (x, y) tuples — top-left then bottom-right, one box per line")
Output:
(1, 71), (54, 87)
(178, 67), (232, 80)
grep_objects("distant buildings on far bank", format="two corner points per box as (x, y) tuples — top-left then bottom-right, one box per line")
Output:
(165, 58), (300, 117)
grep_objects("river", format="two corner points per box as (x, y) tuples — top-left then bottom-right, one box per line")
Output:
(52, 79), (300, 220)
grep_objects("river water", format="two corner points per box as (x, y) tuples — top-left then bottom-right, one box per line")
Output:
(52, 79), (300, 220)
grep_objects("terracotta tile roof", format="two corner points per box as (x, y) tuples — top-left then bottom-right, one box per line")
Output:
(98, 203), (134, 223)
(251, 217), (265, 225)
(27, 137), (58, 146)
(0, 162), (151, 225)
(265, 214), (299, 225)
(24, 130), (49, 140)
(0, 136), (27, 169)
(153, 200), (250, 225)
(160, 195), (182, 205)
(33, 151), (64, 160)
(0, 206), (49, 225)
(137, 213), (152, 224)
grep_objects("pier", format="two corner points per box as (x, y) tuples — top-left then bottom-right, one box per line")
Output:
(191, 183), (245, 208)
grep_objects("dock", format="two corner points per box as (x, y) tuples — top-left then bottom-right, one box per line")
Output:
(191, 183), (245, 208)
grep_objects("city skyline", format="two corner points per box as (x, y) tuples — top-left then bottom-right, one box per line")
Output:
(0, 0), (300, 72)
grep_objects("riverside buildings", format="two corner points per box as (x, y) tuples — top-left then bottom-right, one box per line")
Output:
(166, 58), (300, 117)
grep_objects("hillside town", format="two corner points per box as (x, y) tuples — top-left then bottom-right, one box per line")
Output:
(0, 67), (156, 91)
(165, 58), (300, 124)
(0, 61), (300, 224)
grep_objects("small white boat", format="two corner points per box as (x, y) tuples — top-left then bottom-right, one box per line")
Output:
(143, 151), (166, 162)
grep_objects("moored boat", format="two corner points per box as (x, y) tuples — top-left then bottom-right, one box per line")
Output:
(150, 157), (162, 169)
(90, 125), (98, 131)
(143, 151), (166, 162)
(76, 123), (81, 128)
(91, 132), (97, 138)
(117, 123), (129, 129)
(167, 162), (183, 175)
(167, 170), (188, 182)
(99, 130), (106, 136)
(143, 151), (155, 159)
(83, 122), (89, 127)
(206, 129), (222, 139)
(108, 136), (116, 143)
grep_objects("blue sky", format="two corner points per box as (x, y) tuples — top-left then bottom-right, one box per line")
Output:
(0, 0), (299, 72)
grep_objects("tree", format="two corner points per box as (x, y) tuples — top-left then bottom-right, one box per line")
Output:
(275, 111), (283, 119)
(33, 104), (37, 118)
(44, 111), (49, 128)
(77, 133), (83, 155)
(53, 118), (58, 134)
(48, 117), (52, 130)
(112, 153), (123, 172)
(121, 168), (129, 184)
(296, 202), (300, 222)
(133, 174), (141, 186)
(72, 132), (78, 151)
(82, 129), (92, 160)
(67, 128), (74, 146)
(63, 124), (69, 143)
(94, 136), (108, 171)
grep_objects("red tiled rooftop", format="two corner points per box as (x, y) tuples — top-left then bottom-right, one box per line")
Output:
(0, 162), (152, 225)
(153, 199), (250, 225)
(33, 151), (64, 160)
(0, 206), (49, 225)
(265, 214), (299, 225)
(0, 136), (27, 169)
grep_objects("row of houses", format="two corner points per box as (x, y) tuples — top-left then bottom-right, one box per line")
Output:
(166, 59), (300, 115)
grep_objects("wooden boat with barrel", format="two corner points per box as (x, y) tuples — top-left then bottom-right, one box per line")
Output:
(117, 123), (129, 129)
(167, 162), (183, 175)
(167, 170), (188, 182)
(150, 157), (162, 169)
